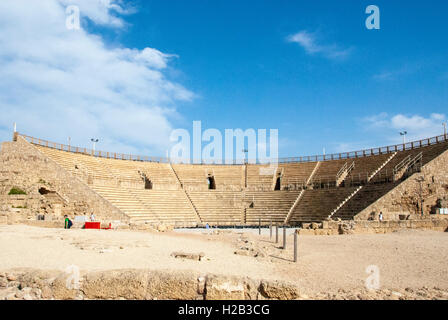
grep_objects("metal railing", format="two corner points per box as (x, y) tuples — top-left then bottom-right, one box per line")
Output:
(393, 152), (423, 180)
(18, 132), (448, 165)
(336, 161), (355, 180)
(393, 155), (412, 175)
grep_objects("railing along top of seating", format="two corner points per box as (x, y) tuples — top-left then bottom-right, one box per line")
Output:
(17, 132), (448, 165)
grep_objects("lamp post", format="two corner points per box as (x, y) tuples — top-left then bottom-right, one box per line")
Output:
(242, 148), (248, 164)
(12, 122), (17, 141)
(400, 131), (407, 145)
(91, 138), (99, 153)
(416, 176), (424, 216)
(443, 122), (447, 139)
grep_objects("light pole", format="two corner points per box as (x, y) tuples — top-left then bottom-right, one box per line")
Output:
(12, 122), (17, 141)
(242, 148), (248, 164)
(443, 122), (447, 139)
(91, 138), (99, 153)
(400, 131), (407, 145)
(416, 176), (424, 216)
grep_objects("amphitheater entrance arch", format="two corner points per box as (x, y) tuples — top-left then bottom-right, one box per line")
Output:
(138, 170), (153, 189)
(145, 179), (153, 190)
(207, 175), (216, 190)
(274, 176), (281, 190)
(38, 187), (55, 195)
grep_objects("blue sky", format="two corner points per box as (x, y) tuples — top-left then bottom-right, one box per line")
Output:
(0, 0), (447, 160)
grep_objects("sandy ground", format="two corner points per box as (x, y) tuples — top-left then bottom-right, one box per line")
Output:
(0, 225), (447, 295)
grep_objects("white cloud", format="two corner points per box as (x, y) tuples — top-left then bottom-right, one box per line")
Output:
(363, 113), (447, 143)
(372, 63), (422, 82)
(287, 31), (320, 54)
(0, 0), (193, 156)
(287, 30), (352, 60)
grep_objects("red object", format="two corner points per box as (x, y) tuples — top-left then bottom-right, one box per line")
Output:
(101, 223), (112, 230)
(84, 222), (101, 229)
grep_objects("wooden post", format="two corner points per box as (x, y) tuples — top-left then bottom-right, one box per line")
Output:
(258, 218), (261, 235)
(269, 221), (272, 239)
(275, 225), (278, 243)
(283, 227), (286, 250)
(294, 230), (298, 262)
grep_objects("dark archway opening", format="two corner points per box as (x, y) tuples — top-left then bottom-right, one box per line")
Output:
(145, 179), (153, 190)
(274, 177), (281, 190)
(207, 176), (216, 190)
(139, 170), (153, 190)
(38, 187), (53, 195)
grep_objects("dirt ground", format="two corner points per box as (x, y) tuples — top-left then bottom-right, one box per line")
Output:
(0, 225), (447, 298)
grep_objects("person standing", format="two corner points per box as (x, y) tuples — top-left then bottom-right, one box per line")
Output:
(90, 212), (95, 222)
(379, 211), (384, 222)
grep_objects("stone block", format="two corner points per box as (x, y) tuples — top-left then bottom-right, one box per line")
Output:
(82, 269), (148, 300)
(171, 251), (205, 261)
(259, 280), (300, 300)
(205, 275), (246, 300)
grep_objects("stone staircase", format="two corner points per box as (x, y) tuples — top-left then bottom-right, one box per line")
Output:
(327, 186), (363, 220)
(186, 191), (243, 225)
(367, 152), (397, 182)
(169, 163), (202, 223)
(288, 187), (359, 223)
(245, 190), (300, 225)
(284, 189), (305, 224)
(306, 161), (321, 185)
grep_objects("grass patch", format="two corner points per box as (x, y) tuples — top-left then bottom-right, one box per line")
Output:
(8, 187), (27, 195)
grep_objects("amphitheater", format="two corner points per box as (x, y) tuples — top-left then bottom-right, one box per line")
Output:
(1, 131), (448, 300)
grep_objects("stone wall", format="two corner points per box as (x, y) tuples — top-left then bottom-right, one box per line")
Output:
(1, 268), (446, 300)
(298, 216), (448, 235)
(355, 149), (448, 221)
(0, 137), (128, 224)
(0, 268), (300, 300)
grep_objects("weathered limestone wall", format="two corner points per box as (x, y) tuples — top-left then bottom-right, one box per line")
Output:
(2, 268), (447, 300)
(0, 268), (299, 300)
(355, 149), (448, 221)
(0, 137), (128, 224)
(0, 195), (38, 224)
(298, 216), (448, 235)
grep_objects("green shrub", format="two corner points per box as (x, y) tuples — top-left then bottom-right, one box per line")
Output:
(8, 187), (27, 195)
